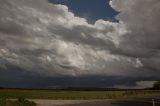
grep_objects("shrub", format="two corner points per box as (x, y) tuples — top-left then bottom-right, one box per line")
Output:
(0, 97), (36, 106)
(153, 81), (160, 90)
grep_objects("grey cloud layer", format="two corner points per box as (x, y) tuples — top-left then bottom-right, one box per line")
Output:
(0, 0), (160, 82)
(111, 0), (160, 57)
(110, 0), (160, 77)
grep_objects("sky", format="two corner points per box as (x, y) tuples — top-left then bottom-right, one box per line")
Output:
(48, 0), (118, 23)
(0, 0), (160, 89)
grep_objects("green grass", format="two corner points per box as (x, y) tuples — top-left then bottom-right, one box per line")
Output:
(0, 89), (160, 100)
(0, 97), (36, 106)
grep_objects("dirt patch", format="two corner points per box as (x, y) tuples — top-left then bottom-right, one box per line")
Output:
(30, 99), (97, 106)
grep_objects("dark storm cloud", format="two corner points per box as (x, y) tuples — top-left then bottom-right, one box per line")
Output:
(0, 0), (159, 88)
(1, 64), (155, 88)
(0, 0), (130, 77)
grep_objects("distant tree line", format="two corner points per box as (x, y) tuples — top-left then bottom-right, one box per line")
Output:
(0, 81), (160, 90)
(152, 81), (160, 90)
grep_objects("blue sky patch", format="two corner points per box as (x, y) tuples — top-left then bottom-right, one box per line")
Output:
(48, 0), (118, 23)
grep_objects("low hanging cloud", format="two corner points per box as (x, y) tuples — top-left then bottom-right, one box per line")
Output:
(0, 0), (160, 87)
(113, 81), (157, 89)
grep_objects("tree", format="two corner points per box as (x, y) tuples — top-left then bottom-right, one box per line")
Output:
(153, 81), (160, 90)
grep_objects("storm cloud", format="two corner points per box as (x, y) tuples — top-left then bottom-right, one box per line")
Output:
(0, 0), (160, 88)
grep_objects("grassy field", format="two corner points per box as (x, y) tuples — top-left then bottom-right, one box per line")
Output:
(0, 89), (160, 100)
(0, 97), (36, 106)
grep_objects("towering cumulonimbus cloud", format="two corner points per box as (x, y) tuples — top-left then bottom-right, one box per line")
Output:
(0, 0), (160, 87)
(110, 0), (160, 77)
(110, 0), (160, 57)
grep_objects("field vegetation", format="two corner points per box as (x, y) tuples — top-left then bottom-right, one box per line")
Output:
(0, 89), (159, 100)
(0, 97), (36, 106)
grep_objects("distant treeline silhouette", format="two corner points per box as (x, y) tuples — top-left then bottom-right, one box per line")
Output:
(0, 86), (159, 91)
(0, 81), (159, 91)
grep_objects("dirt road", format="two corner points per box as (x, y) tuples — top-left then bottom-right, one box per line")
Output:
(32, 97), (160, 106)
(32, 100), (98, 106)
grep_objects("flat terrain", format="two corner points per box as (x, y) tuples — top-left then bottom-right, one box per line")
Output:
(32, 100), (97, 106)
(32, 98), (160, 106)
(0, 90), (160, 106)
(0, 89), (160, 99)
(64, 98), (160, 106)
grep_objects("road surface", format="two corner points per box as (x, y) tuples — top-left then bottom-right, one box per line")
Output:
(33, 97), (160, 106)
(64, 98), (160, 106)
